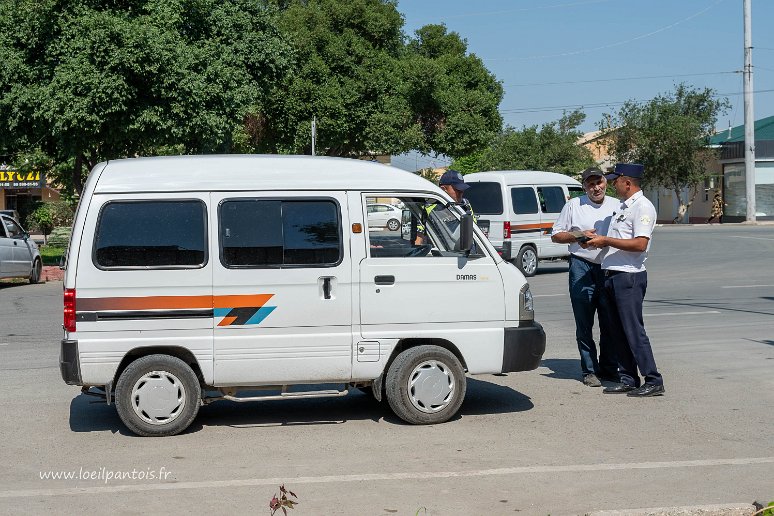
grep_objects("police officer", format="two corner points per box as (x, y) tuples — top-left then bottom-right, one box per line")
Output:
(551, 167), (619, 387)
(416, 170), (476, 245)
(584, 163), (665, 397)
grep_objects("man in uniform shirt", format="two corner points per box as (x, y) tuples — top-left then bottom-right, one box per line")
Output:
(585, 163), (665, 397)
(551, 167), (619, 387)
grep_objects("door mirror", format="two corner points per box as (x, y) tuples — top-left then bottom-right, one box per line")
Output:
(401, 209), (414, 241)
(459, 213), (474, 255)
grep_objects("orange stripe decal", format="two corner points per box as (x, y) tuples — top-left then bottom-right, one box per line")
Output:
(217, 316), (238, 327)
(511, 222), (554, 230)
(214, 294), (273, 309)
(78, 293), (274, 312)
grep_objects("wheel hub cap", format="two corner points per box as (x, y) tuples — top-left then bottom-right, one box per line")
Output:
(408, 360), (454, 413)
(131, 371), (186, 425)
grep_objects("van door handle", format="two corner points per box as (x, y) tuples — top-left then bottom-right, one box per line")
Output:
(322, 277), (332, 299)
(374, 275), (395, 285)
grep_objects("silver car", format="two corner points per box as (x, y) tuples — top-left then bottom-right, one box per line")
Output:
(367, 203), (402, 231)
(0, 215), (42, 283)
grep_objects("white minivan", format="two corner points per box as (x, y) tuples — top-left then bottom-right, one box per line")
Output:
(463, 171), (583, 276)
(60, 155), (546, 436)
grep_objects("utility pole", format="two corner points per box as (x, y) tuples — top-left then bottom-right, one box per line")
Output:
(311, 116), (317, 156)
(743, 0), (756, 222)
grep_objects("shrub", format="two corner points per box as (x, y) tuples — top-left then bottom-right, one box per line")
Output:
(25, 202), (74, 242)
(47, 226), (72, 248)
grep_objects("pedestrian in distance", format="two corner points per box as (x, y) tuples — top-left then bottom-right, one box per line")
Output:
(707, 188), (723, 224)
(551, 167), (619, 387)
(584, 163), (665, 397)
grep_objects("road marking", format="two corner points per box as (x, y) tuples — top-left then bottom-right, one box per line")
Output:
(721, 284), (774, 289)
(644, 310), (720, 317)
(4, 457), (774, 499)
(726, 235), (774, 241)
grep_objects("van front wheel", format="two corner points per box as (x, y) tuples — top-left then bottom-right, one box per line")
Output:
(385, 346), (466, 425)
(115, 354), (201, 437)
(514, 246), (538, 277)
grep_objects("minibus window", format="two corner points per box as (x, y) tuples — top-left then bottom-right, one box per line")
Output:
(282, 201), (340, 265)
(537, 186), (566, 213)
(510, 188), (539, 215)
(94, 200), (206, 268)
(568, 186), (584, 199)
(464, 182), (503, 215)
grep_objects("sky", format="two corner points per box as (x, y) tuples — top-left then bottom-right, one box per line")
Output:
(391, 0), (774, 171)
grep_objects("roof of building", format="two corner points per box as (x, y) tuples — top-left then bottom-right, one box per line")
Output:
(709, 115), (774, 145)
(91, 155), (441, 195)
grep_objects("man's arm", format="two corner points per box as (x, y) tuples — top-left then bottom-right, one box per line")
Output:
(584, 235), (648, 252)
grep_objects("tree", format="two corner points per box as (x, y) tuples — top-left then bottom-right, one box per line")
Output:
(452, 110), (595, 175)
(0, 0), (294, 196)
(247, 2), (502, 159)
(599, 83), (730, 223)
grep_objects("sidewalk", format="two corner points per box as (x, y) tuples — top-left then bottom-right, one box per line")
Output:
(41, 265), (64, 282)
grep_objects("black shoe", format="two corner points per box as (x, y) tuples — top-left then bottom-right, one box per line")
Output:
(627, 384), (665, 397)
(603, 383), (636, 394)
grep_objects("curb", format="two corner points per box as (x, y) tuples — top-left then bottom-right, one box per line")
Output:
(588, 503), (757, 516)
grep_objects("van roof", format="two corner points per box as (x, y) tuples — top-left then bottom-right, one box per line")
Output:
(92, 155), (439, 194)
(464, 170), (581, 186)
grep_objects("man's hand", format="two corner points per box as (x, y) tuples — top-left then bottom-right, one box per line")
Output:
(583, 235), (607, 249)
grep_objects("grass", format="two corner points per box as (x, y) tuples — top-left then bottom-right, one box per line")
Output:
(39, 245), (65, 266)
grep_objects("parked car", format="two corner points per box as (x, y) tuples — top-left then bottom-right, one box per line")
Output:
(0, 209), (20, 221)
(367, 203), (402, 231)
(0, 214), (42, 283)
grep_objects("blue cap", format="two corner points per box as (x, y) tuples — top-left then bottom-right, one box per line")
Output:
(605, 163), (644, 181)
(439, 170), (469, 191)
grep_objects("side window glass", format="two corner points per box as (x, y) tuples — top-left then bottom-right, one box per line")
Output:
(220, 199), (341, 268)
(366, 197), (467, 258)
(568, 186), (584, 199)
(4, 218), (23, 238)
(538, 186), (567, 213)
(511, 187), (538, 215)
(94, 200), (207, 268)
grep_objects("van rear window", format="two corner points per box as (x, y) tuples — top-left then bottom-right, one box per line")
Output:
(94, 200), (207, 268)
(464, 182), (503, 215)
(220, 199), (341, 268)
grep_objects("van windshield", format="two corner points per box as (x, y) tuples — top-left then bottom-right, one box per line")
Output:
(464, 182), (503, 215)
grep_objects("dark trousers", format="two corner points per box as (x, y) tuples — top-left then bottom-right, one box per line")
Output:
(569, 255), (618, 378)
(603, 270), (663, 387)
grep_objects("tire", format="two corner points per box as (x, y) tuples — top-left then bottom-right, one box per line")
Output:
(29, 258), (42, 284)
(386, 218), (400, 231)
(514, 245), (538, 277)
(115, 354), (201, 437)
(385, 345), (466, 425)
(356, 385), (381, 402)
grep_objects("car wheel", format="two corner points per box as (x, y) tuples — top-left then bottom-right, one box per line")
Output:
(514, 245), (538, 277)
(386, 218), (400, 231)
(29, 258), (42, 284)
(385, 345), (466, 425)
(115, 354), (201, 437)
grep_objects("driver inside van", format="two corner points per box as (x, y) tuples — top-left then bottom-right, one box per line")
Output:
(415, 170), (476, 246)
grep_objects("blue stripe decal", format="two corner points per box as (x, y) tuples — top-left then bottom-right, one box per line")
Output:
(213, 308), (232, 317)
(245, 306), (276, 325)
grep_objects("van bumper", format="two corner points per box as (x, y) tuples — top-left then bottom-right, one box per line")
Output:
(502, 322), (546, 373)
(60, 339), (82, 385)
(494, 241), (513, 260)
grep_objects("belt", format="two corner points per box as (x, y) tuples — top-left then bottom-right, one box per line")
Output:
(604, 269), (626, 277)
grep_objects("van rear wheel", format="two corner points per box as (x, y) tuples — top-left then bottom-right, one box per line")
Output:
(115, 354), (201, 437)
(514, 245), (538, 277)
(385, 346), (466, 425)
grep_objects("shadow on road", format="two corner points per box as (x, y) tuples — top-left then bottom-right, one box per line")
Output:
(539, 358), (581, 381)
(68, 377), (532, 435)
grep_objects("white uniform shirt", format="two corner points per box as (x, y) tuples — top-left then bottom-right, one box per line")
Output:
(600, 190), (657, 272)
(551, 195), (618, 264)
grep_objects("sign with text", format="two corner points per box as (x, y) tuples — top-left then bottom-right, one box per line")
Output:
(0, 167), (45, 189)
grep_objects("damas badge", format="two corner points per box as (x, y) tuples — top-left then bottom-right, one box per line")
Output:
(640, 215), (652, 225)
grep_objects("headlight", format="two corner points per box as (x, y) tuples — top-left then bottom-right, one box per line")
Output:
(519, 283), (534, 321)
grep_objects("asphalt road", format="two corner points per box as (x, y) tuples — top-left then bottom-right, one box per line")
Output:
(0, 224), (772, 515)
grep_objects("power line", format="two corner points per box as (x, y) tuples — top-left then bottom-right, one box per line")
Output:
(505, 71), (739, 87)
(485, 0), (726, 61)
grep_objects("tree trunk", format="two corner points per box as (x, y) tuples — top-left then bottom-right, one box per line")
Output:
(72, 154), (84, 196)
(671, 185), (700, 224)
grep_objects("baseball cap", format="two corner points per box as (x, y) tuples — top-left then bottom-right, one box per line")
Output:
(605, 163), (644, 181)
(438, 170), (470, 191)
(581, 167), (605, 183)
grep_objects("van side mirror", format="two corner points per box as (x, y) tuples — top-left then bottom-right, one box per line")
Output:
(459, 213), (474, 255)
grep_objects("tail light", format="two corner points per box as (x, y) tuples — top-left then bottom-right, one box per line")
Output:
(503, 221), (511, 239)
(64, 288), (76, 333)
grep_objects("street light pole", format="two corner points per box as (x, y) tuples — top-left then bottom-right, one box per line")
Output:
(311, 116), (317, 156)
(743, 0), (756, 222)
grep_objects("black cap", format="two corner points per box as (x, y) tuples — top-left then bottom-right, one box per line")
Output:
(605, 163), (644, 181)
(581, 167), (605, 183)
(438, 170), (469, 191)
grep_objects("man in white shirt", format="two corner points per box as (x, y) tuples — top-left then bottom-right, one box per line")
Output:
(552, 167), (619, 387)
(585, 163), (664, 397)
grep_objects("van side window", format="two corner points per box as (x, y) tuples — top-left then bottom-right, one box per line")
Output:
(94, 200), (207, 268)
(511, 187), (538, 215)
(463, 182), (503, 215)
(537, 186), (566, 213)
(220, 199), (341, 268)
(568, 186), (584, 199)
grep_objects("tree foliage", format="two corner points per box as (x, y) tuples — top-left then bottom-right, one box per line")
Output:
(0, 0), (294, 195)
(246, 2), (502, 158)
(452, 110), (595, 175)
(599, 83), (729, 222)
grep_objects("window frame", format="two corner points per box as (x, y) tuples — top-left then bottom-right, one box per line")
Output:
(217, 196), (344, 270)
(92, 199), (209, 271)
